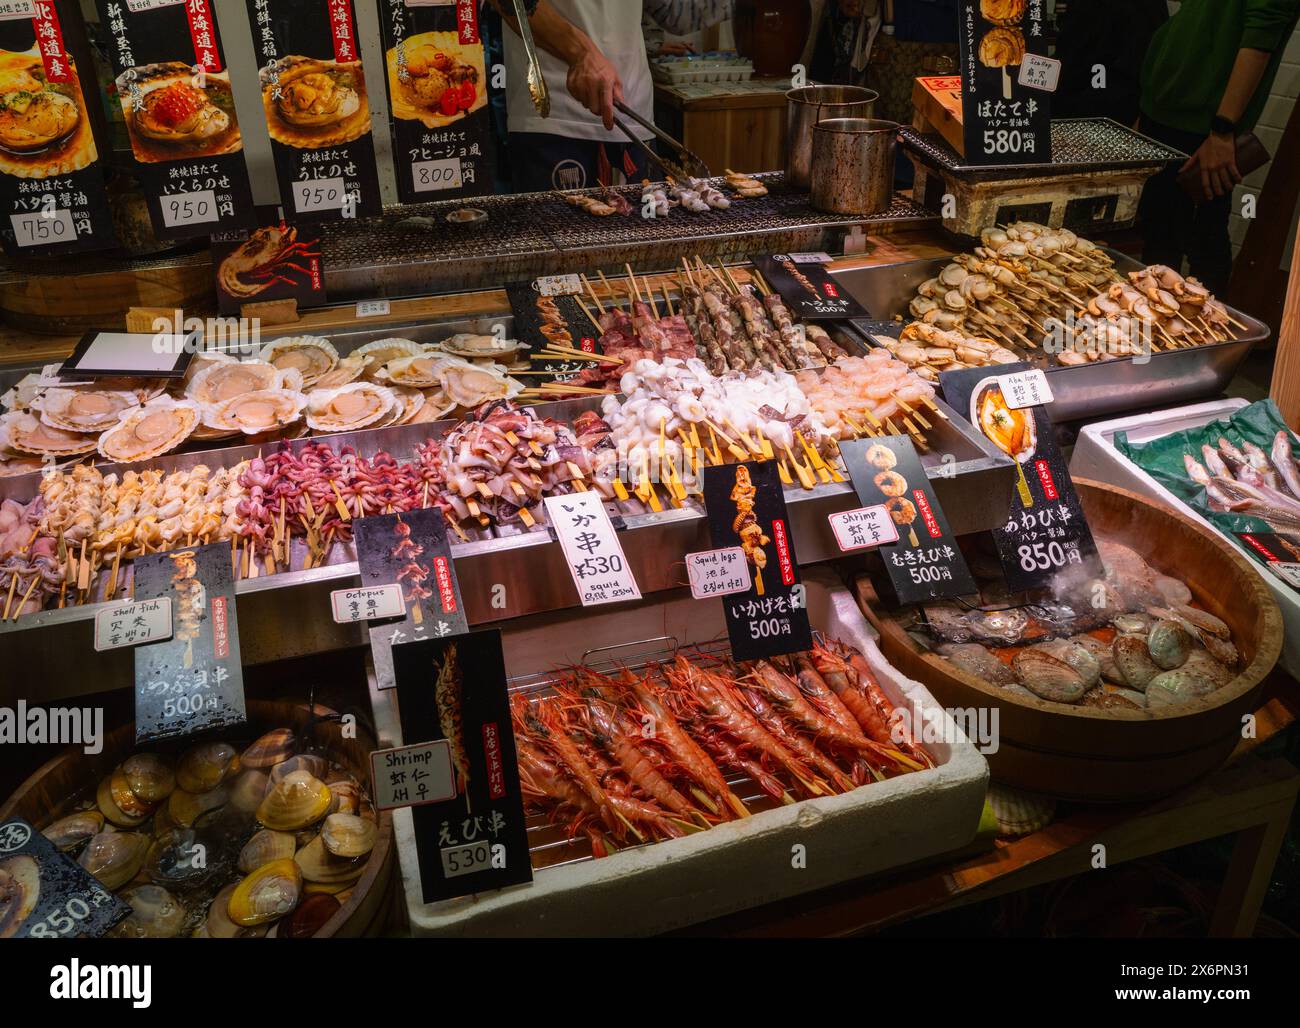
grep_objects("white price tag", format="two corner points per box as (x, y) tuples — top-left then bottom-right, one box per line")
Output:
(10, 208), (76, 247)
(534, 274), (583, 297)
(330, 583), (405, 623)
(544, 491), (642, 607)
(292, 177), (349, 213)
(997, 369), (1054, 409)
(829, 505), (899, 552)
(355, 299), (391, 319)
(0, 2), (38, 21)
(787, 252), (833, 264)
(686, 547), (752, 599)
(369, 740), (456, 811)
(441, 839), (493, 879)
(94, 598), (173, 652)
(412, 158), (464, 193)
(1018, 54), (1061, 93)
(161, 189), (218, 228)
(1267, 562), (1300, 591)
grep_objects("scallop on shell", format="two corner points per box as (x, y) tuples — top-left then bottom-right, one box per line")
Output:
(202, 389), (308, 435)
(97, 398), (199, 463)
(310, 353), (372, 391)
(305, 382), (395, 433)
(354, 337), (422, 372)
(185, 359), (297, 405)
(0, 411), (97, 456)
(373, 354), (450, 388)
(34, 388), (139, 432)
(259, 336), (339, 388)
(437, 332), (523, 360)
(440, 361), (519, 408)
(0, 855), (41, 937)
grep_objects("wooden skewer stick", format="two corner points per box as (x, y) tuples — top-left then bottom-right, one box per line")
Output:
(13, 576), (40, 620)
(580, 273), (606, 314)
(2, 573), (18, 620)
(624, 263), (643, 304)
(661, 284), (675, 317)
(574, 295), (602, 331)
(597, 270), (618, 309)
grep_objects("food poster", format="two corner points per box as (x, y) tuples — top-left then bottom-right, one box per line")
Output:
(956, 0), (1051, 165)
(392, 629), (533, 902)
(941, 363), (1099, 592)
(702, 459), (812, 661)
(506, 280), (603, 380)
(95, 0), (257, 239)
(378, 0), (494, 205)
(211, 205), (325, 314)
(244, 0), (381, 222)
(753, 253), (866, 320)
(0, 0), (117, 256)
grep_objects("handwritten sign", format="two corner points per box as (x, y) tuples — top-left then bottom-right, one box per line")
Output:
(355, 300), (391, 319)
(330, 584), (405, 623)
(94, 597), (172, 651)
(997, 368), (1053, 409)
(829, 505), (899, 552)
(544, 492), (641, 607)
(686, 547), (752, 599)
(369, 740), (456, 811)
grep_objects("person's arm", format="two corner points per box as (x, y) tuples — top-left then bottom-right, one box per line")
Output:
(1181, 48), (1271, 200)
(643, 0), (733, 37)
(490, 0), (624, 128)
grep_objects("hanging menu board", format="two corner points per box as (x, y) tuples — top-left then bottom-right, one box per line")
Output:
(0, 0), (117, 256)
(95, 0), (256, 239)
(211, 207), (326, 315)
(506, 280), (602, 378)
(753, 254), (866, 320)
(378, 0), (494, 205)
(244, 0), (381, 222)
(956, 0), (1052, 165)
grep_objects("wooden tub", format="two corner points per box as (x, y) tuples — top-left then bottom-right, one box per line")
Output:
(0, 700), (395, 938)
(857, 480), (1284, 802)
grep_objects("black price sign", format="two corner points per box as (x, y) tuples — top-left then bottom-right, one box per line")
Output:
(355, 507), (468, 691)
(840, 435), (978, 602)
(0, 1), (117, 256)
(753, 254), (866, 320)
(506, 281), (602, 378)
(702, 460), (812, 660)
(941, 363), (1100, 592)
(243, 0), (382, 223)
(956, 0), (1052, 165)
(94, 0), (256, 239)
(133, 542), (247, 744)
(0, 817), (131, 938)
(393, 629), (532, 902)
(379, 0), (495, 205)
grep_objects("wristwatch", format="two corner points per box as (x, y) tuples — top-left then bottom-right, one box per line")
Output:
(1211, 115), (1237, 137)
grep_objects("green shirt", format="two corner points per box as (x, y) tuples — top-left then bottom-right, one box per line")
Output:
(1140, 0), (1300, 133)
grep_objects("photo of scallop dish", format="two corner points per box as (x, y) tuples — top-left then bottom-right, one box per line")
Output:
(116, 61), (242, 163)
(0, 49), (97, 178)
(261, 54), (370, 148)
(386, 31), (485, 129)
(971, 378), (1036, 463)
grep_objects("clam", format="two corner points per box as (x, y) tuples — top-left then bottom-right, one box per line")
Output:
(268, 753), (329, 786)
(243, 729), (296, 768)
(0, 855), (40, 938)
(1146, 669), (1216, 709)
(109, 769), (155, 818)
(373, 354), (450, 388)
(1113, 634), (1160, 691)
(117, 885), (186, 939)
(227, 858), (302, 926)
(303, 879), (353, 896)
(97, 398), (200, 463)
(238, 829), (297, 873)
(1011, 649), (1088, 703)
(320, 813), (376, 858)
(42, 811), (105, 852)
(257, 770), (333, 831)
(176, 741), (240, 793)
(305, 382), (396, 433)
(97, 775), (151, 828)
(354, 337), (422, 371)
(294, 835), (366, 884)
(326, 776), (362, 816)
(1147, 619), (1192, 670)
(34, 387), (139, 432)
(229, 768), (271, 813)
(1032, 639), (1101, 690)
(0, 411), (97, 457)
(201, 883), (268, 938)
(168, 784), (230, 828)
(79, 831), (148, 891)
(122, 753), (175, 803)
(145, 827), (212, 887)
(279, 892), (341, 938)
(259, 336), (339, 388)
(1068, 634), (1120, 684)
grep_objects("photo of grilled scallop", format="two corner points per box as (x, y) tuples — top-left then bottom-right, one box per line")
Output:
(386, 31), (485, 129)
(261, 55), (370, 148)
(0, 49), (97, 178)
(979, 0), (1026, 27)
(116, 62), (242, 163)
(978, 26), (1026, 68)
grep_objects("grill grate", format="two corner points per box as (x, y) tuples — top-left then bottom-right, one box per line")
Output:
(900, 117), (1185, 179)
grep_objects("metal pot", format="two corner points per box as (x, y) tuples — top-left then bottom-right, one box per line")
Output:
(810, 117), (898, 215)
(784, 85), (877, 190)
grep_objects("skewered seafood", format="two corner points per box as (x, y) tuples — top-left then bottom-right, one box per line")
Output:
(795, 353), (937, 437)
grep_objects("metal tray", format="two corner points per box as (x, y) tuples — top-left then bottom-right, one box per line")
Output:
(829, 251), (1268, 423)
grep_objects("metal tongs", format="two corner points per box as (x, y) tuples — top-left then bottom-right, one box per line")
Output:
(611, 99), (710, 181)
(510, 0), (550, 117)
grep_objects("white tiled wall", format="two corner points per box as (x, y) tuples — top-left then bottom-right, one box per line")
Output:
(1229, 24), (1300, 270)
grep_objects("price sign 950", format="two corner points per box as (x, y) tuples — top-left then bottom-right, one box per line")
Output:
(162, 189), (217, 228)
(10, 209), (76, 247)
(293, 177), (349, 213)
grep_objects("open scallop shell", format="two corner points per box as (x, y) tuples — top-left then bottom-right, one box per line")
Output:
(440, 361), (520, 408)
(310, 353), (372, 391)
(436, 333), (524, 360)
(355, 338), (422, 373)
(182, 350), (237, 387)
(34, 388), (139, 432)
(0, 411), (98, 456)
(372, 354), (451, 388)
(305, 382), (395, 433)
(97, 397), (200, 463)
(258, 336), (339, 388)
(202, 389), (309, 435)
(186, 360), (293, 405)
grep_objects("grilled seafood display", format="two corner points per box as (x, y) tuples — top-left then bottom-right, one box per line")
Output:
(513, 639), (931, 857)
(0, 50), (97, 177)
(120, 64), (241, 161)
(262, 56), (369, 147)
(388, 33), (483, 127)
(26, 726), (377, 938)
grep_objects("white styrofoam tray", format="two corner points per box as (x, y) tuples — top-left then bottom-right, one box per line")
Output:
(369, 568), (989, 937)
(1070, 397), (1300, 675)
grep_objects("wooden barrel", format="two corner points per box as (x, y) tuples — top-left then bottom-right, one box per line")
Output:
(857, 479), (1284, 802)
(0, 700), (395, 938)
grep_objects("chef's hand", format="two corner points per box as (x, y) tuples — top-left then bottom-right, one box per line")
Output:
(567, 45), (624, 130)
(1181, 132), (1240, 202)
(659, 42), (696, 56)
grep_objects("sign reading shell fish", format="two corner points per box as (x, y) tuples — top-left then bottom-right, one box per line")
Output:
(94, 0), (257, 239)
(242, 0), (382, 222)
(378, 0), (495, 205)
(0, 0), (117, 256)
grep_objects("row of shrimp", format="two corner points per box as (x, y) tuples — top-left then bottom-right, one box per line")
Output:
(510, 638), (933, 858)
